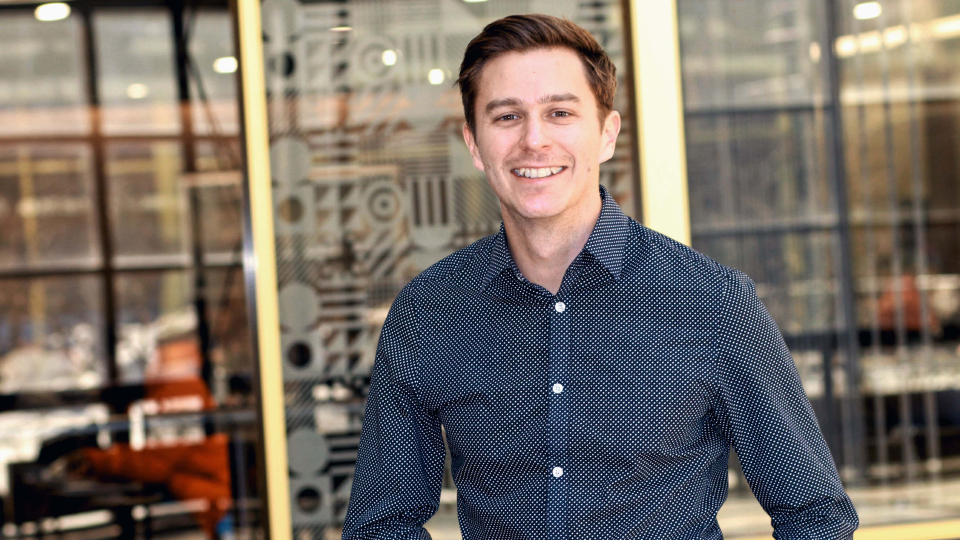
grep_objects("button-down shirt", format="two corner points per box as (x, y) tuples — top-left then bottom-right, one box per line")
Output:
(342, 185), (858, 539)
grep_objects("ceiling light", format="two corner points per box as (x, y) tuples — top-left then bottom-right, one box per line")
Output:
(126, 83), (149, 99)
(213, 56), (238, 74)
(858, 31), (882, 52)
(330, 26), (352, 32)
(931, 14), (960, 38)
(808, 42), (821, 63)
(382, 50), (397, 66)
(883, 25), (907, 47)
(835, 35), (858, 57)
(463, 0), (489, 3)
(35, 3), (70, 22)
(853, 2), (881, 20)
(428, 69), (445, 85)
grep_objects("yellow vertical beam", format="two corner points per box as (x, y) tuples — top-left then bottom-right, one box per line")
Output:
(235, 0), (291, 539)
(18, 147), (47, 342)
(154, 143), (183, 313)
(628, 0), (691, 245)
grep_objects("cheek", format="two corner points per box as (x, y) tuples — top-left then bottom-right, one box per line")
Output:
(569, 135), (600, 167)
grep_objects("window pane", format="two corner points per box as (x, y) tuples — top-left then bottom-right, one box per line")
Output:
(679, 0), (960, 534)
(115, 270), (193, 383)
(189, 10), (240, 136)
(107, 141), (188, 266)
(194, 140), (244, 261)
(0, 12), (89, 136)
(0, 275), (105, 393)
(95, 10), (180, 136)
(0, 144), (100, 270)
(0, 8), (261, 540)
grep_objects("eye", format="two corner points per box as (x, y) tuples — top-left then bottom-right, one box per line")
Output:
(496, 114), (519, 121)
(551, 110), (571, 117)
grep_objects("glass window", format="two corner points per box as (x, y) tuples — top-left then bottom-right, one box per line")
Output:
(193, 139), (245, 260)
(0, 12), (89, 136)
(0, 5), (258, 540)
(0, 275), (105, 393)
(258, 0), (637, 535)
(95, 10), (180, 136)
(0, 144), (100, 270)
(679, 0), (960, 534)
(189, 10), (240, 136)
(114, 270), (193, 383)
(107, 141), (189, 267)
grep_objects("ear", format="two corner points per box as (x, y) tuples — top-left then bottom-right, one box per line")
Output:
(598, 110), (621, 164)
(462, 122), (486, 172)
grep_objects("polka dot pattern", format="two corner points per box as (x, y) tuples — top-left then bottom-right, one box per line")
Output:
(342, 186), (858, 539)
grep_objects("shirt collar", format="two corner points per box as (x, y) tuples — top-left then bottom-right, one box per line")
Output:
(479, 184), (632, 292)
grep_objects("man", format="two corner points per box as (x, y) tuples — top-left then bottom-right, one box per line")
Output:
(343, 14), (858, 540)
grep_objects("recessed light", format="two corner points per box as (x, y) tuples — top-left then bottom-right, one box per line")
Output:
(213, 56), (238, 74)
(382, 50), (397, 66)
(126, 83), (149, 99)
(428, 69), (445, 85)
(853, 2), (881, 20)
(35, 3), (70, 22)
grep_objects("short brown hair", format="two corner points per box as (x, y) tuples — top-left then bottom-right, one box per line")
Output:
(456, 14), (617, 133)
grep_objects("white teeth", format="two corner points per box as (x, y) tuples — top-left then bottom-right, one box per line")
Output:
(514, 167), (564, 179)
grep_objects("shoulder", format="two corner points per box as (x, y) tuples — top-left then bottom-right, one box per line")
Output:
(625, 219), (742, 294)
(397, 234), (498, 305)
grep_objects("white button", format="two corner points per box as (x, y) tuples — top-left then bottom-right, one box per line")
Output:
(554, 301), (566, 313)
(552, 383), (564, 394)
(552, 467), (564, 478)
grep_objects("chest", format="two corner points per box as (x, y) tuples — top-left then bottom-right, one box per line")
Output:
(418, 290), (718, 456)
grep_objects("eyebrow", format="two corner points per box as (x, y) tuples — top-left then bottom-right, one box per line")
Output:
(484, 93), (581, 115)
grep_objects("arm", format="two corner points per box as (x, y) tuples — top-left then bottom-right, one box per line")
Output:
(714, 271), (858, 540)
(342, 286), (445, 540)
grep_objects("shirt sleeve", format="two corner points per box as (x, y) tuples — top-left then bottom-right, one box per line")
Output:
(342, 285), (446, 540)
(713, 270), (859, 540)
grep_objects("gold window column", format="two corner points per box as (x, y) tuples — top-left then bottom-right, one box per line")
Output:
(235, 0), (292, 539)
(627, 0), (691, 245)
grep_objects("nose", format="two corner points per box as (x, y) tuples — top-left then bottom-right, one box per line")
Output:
(519, 116), (548, 151)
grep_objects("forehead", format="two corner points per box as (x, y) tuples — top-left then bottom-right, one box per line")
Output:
(476, 47), (594, 105)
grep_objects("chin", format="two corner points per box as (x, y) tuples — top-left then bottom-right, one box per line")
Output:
(509, 195), (568, 221)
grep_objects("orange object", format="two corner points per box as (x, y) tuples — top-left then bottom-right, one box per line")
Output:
(878, 274), (940, 334)
(85, 336), (232, 538)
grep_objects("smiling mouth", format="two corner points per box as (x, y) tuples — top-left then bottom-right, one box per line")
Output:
(512, 166), (566, 179)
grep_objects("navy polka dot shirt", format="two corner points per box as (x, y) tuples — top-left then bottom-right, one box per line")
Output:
(342, 186), (858, 539)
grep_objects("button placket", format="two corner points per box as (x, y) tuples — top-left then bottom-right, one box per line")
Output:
(546, 297), (570, 538)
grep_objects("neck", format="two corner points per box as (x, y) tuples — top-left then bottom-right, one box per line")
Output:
(502, 190), (602, 295)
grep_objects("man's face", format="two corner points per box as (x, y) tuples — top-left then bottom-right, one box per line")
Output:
(463, 47), (620, 223)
